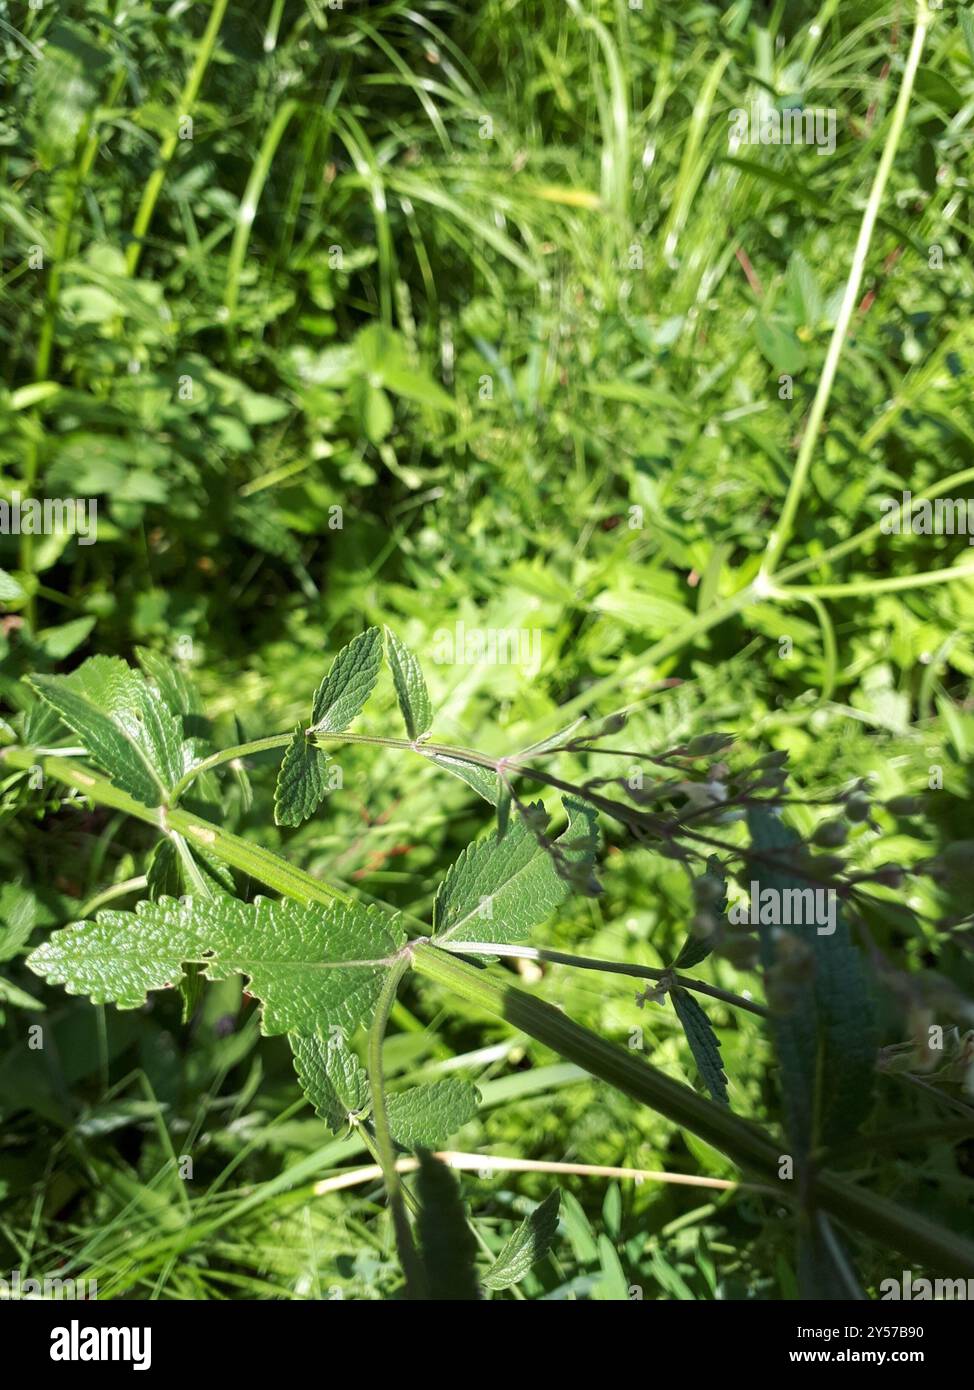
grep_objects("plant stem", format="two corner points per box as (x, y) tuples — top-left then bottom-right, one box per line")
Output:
(367, 951), (425, 1298)
(169, 729), (503, 804)
(125, 0), (231, 275)
(11, 745), (974, 1276)
(439, 940), (768, 1018)
(760, 1), (930, 578)
(411, 942), (974, 1277)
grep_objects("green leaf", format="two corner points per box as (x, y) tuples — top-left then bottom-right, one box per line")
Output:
(747, 809), (876, 1155)
(30, 656), (189, 806)
(671, 989), (728, 1106)
(384, 627), (432, 740)
(0, 883), (47, 963)
(415, 1150), (480, 1301)
(432, 799), (599, 946)
(483, 1189), (561, 1290)
(673, 858), (726, 969)
(0, 976), (44, 1011)
(290, 1025), (369, 1132)
(307, 626), (383, 735)
(424, 751), (499, 805)
(274, 727), (333, 828)
(27, 895), (405, 1036)
(146, 839), (182, 901)
(387, 1079), (480, 1148)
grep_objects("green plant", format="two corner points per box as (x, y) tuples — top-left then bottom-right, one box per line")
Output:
(5, 626), (974, 1298)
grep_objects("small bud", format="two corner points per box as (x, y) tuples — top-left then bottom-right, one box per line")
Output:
(873, 864), (904, 889)
(811, 853), (846, 877)
(845, 793), (870, 823)
(813, 819), (847, 849)
(885, 794), (925, 817)
(693, 875), (723, 908)
(716, 935), (759, 970)
(690, 911), (716, 939)
(686, 733), (734, 757)
(753, 749), (789, 771)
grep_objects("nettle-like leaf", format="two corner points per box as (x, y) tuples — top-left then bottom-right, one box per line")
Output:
(290, 1026), (369, 1132)
(308, 625), (383, 735)
(30, 655), (191, 806)
(423, 751), (499, 805)
(432, 798), (599, 946)
(384, 627), (432, 740)
(483, 1189), (561, 1291)
(274, 626), (382, 827)
(274, 730), (334, 828)
(747, 808), (876, 1155)
(27, 895), (405, 1036)
(387, 1079), (480, 1148)
(671, 988), (729, 1106)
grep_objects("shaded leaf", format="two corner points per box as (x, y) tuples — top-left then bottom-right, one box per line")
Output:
(415, 1150), (480, 1301)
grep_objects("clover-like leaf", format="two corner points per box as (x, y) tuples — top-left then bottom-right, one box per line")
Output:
(27, 895), (405, 1036)
(433, 799), (598, 946)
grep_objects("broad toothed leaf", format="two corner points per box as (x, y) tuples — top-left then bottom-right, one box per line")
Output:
(432, 799), (599, 946)
(291, 1026), (369, 1132)
(27, 895), (405, 1036)
(307, 626), (383, 735)
(483, 1189), (561, 1290)
(274, 727), (333, 827)
(671, 988), (729, 1105)
(387, 1079), (480, 1148)
(29, 656), (189, 806)
(385, 627), (432, 740)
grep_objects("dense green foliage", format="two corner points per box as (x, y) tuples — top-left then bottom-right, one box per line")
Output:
(1, 0), (974, 1301)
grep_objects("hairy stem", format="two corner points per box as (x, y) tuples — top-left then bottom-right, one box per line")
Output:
(367, 952), (425, 1297)
(439, 940), (768, 1018)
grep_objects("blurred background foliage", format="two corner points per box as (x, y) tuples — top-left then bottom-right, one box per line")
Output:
(1, 0), (973, 1298)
